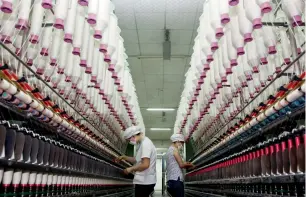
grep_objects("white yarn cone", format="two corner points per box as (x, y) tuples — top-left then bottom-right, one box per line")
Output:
(238, 0), (254, 42)
(54, 0), (69, 29)
(64, 0), (78, 43)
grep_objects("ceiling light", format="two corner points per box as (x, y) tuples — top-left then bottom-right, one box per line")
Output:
(147, 108), (175, 111)
(150, 128), (171, 131)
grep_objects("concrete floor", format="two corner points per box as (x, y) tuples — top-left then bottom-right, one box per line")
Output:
(153, 190), (168, 197)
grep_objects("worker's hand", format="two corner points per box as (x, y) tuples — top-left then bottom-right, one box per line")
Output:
(123, 167), (133, 175)
(115, 155), (126, 163)
(189, 164), (196, 170)
(186, 162), (195, 169)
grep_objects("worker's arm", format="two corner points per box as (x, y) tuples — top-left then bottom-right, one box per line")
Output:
(173, 148), (194, 169)
(115, 155), (136, 164)
(125, 158), (150, 174)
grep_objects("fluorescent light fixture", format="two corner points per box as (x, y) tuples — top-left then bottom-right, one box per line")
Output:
(150, 128), (171, 131)
(147, 108), (175, 111)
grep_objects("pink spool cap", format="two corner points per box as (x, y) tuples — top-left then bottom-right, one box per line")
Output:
(54, 18), (64, 30)
(65, 76), (71, 82)
(292, 15), (302, 27)
(45, 76), (51, 82)
(267, 75), (273, 81)
(252, 18), (262, 29)
(42, 0), (53, 9)
(40, 48), (49, 56)
(115, 78), (121, 85)
(244, 33), (253, 43)
(204, 64), (210, 71)
(91, 76), (97, 83)
(1, 35), (12, 44)
(221, 76), (227, 83)
(192, 97), (197, 102)
(268, 46), (277, 54)
(252, 66), (259, 73)
(87, 14), (97, 25)
(221, 13), (230, 25)
(108, 64), (115, 71)
(211, 42), (218, 51)
(284, 58), (291, 65)
(229, 0), (239, 6)
(245, 74), (252, 81)
(78, 0), (88, 6)
(261, 81), (265, 87)
(50, 58), (57, 66)
(260, 2), (272, 13)
(29, 34), (39, 44)
(230, 59), (238, 67)
(64, 33), (73, 43)
(111, 71), (118, 79)
(85, 67), (92, 74)
(15, 19), (28, 30)
(94, 30), (102, 39)
(72, 47), (81, 56)
(260, 57), (268, 65)
(196, 85), (201, 91)
(105, 56), (114, 64)
(53, 83), (58, 89)
(200, 71), (206, 78)
(207, 55), (214, 63)
(27, 59), (33, 66)
(58, 68), (64, 74)
(0, 1), (12, 13)
(198, 79), (204, 85)
(297, 48), (301, 55)
(99, 44), (108, 53)
(36, 68), (45, 75)
(59, 89), (65, 95)
(117, 85), (123, 92)
(215, 28), (224, 38)
(71, 84), (77, 89)
(226, 68), (232, 74)
(15, 48), (21, 56)
(80, 60), (87, 67)
(237, 47), (245, 56)
(99, 89), (104, 95)
(94, 83), (100, 89)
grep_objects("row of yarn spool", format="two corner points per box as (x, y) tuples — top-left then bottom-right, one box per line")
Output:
(174, 0), (305, 151)
(0, 124), (133, 197)
(0, 0), (145, 155)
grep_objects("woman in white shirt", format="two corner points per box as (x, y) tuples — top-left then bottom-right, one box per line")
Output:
(165, 134), (194, 197)
(115, 126), (157, 197)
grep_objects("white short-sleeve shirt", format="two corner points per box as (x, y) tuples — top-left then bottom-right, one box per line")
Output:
(133, 137), (157, 185)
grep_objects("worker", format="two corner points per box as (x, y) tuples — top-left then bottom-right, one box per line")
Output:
(115, 126), (157, 197)
(165, 133), (194, 197)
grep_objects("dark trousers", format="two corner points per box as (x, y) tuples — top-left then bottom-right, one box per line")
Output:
(135, 184), (155, 197)
(167, 180), (184, 197)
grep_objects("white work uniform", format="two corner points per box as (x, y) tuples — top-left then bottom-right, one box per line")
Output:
(133, 137), (157, 185)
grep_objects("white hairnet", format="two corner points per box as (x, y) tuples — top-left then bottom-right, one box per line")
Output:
(170, 133), (185, 143)
(123, 126), (142, 139)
